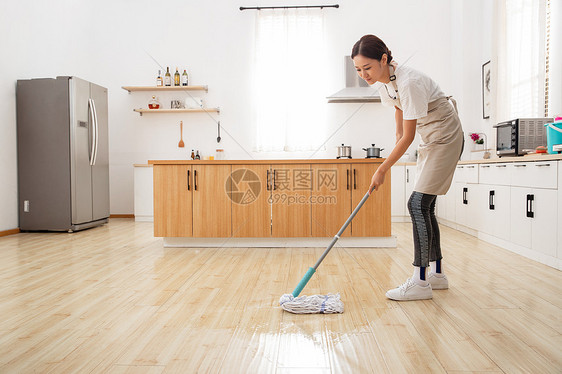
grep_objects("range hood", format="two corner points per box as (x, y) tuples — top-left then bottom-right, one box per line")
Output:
(327, 56), (381, 103)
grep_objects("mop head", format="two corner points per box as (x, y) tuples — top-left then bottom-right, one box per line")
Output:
(279, 293), (344, 314)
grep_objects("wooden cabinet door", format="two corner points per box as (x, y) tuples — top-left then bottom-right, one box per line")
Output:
(231, 165), (271, 237)
(350, 163), (391, 237)
(271, 164), (311, 237)
(311, 164), (352, 237)
(153, 165), (192, 237)
(192, 164), (232, 237)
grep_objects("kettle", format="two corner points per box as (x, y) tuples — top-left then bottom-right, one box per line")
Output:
(362, 144), (384, 158)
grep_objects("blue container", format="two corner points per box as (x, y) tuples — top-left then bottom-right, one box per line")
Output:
(545, 122), (562, 154)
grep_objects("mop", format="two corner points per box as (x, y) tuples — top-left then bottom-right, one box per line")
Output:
(279, 189), (373, 314)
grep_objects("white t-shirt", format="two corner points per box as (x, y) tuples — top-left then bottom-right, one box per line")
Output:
(378, 63), (445, 120)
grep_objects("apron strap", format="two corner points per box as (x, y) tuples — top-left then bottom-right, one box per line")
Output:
(446, 96), (459, 114)
(388, 64), (399, 94)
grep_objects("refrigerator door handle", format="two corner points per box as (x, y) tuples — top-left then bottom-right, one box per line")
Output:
(91, 99), (99, 165)
(88, 98), (96, 166)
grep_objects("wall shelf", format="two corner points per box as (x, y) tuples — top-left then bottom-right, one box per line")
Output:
(133, 108), (219, 116)
(122, 85), (208, 93)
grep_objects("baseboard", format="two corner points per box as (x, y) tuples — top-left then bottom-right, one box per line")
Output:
(0, 228), (20, 237)
(110, 214), (135, 219)
(134, 215), (154, 222)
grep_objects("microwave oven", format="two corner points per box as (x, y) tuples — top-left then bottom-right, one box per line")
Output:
(494, 118), (553, 157)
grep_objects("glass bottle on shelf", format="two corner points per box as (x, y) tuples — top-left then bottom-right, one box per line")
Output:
(164, 67), (171, 86)
(190, 150), (195, 160)
(174, 68), (180, 86)
(181, 69), (188, 86)
(195, 150), (201, 160)
(215, 149), (224, 160)
(148, 95), (161, 109)
(156, 70), (163, 86)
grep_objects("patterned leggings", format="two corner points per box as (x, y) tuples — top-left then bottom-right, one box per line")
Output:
(407, 191), (442, 267)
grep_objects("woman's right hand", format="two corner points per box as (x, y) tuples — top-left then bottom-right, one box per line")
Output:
(368, 168), (386, 194)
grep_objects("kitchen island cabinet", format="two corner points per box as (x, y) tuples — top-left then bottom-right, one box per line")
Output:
(311, 163), (352, 237)
(153, 165), (192, 237)
(153, 164), (232, 237)
(231, 164), (271, 237)
(351, 163), (391, 236)
(149, 159), (394, 247)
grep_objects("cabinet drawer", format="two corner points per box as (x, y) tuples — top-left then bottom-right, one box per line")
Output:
(479, 163), (511, 185)
(510, 162), (558, 189)
(456, 164), (478, 183)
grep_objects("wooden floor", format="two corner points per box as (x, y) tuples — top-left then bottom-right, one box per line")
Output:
(0, 219), (560, 373)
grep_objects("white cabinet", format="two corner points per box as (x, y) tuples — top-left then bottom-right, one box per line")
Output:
(479, 163), (511, 186)
(510, 187), (558, 257)
(451, 164), (479, 231)
(391, 165), (406, 221)
(453, 182), (478, 230)
(509, 162), (558, 259)
(511, 161), (557, 189)
(405, 158), (561, 270)
(405, 165), (416, 198)
(559, 162), (562, 261)
(391, 164), (416, 222)
(477, 184), (511, 241)
(477, 163), (512, 241)
(134, 165), (154, 222)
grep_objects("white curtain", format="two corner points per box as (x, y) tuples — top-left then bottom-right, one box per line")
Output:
(494, 0), (547, 122)
(253, 9), (327, 152)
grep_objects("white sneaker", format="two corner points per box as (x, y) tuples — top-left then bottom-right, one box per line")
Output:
(428, 272), (449, 290)
(385, 277), (433, 301)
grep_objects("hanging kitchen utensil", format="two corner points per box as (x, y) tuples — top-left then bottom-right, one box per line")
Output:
(178, 121), (185, 148)
(217, 121), (221, 143)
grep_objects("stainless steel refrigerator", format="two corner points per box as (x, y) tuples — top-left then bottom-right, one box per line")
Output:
(16, 76), (110, 232)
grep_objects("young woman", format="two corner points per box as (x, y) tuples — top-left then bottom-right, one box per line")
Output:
(352, 34), (464, 301)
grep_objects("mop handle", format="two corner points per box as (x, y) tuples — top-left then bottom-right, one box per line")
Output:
(291, 189), (373, 297)
(312, 190), (371, 269)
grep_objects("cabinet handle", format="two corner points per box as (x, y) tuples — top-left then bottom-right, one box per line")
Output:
(495, 165), (507, 168)
(481, 165), (491, 168)
(187, 170), (191, 191)
(514, 164), (527, 168)
(463, 187), (468, 205)
(489, 190), (495, 210)
(466, 165), (475, 169)
(266, 170), (270, 191)
(353, 169), (357, 190)
(535, 163), (551, 167)
(273, 170), (277, 190)
(526, 194), (534, 218)
(346, 169), (350, 190)
(194, 170), (198, 191)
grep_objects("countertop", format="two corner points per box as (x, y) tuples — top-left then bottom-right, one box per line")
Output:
(148, 158), (386, 165)
(137, 153), (562, 167)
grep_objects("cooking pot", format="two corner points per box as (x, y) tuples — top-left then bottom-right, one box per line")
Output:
(336, 144), (352, 159)
(362, 144), (384, 158)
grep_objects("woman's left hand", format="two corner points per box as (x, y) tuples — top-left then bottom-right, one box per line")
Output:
(368, 168), (386, 194)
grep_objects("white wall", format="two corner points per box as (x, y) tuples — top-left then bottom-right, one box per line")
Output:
(1, 0), (495, 231)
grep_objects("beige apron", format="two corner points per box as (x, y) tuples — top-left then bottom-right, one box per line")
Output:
(388, 65), (464, 195)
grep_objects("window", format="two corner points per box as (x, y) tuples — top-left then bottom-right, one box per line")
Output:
(253, 9), (327, 152)
(497, 0), (550, 119)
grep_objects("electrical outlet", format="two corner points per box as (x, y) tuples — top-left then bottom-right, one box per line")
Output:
(23, 200), (30, 212)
